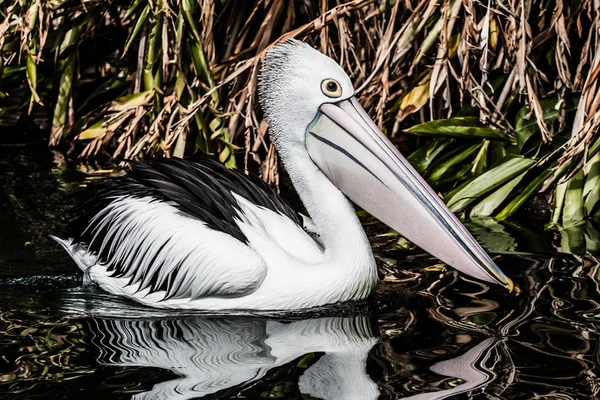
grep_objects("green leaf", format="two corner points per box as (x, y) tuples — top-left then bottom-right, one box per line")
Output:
(209, 117), (223, 133)
(189, 41), (218, 100)
(562, 170), (585, 228)
(26, 51), (41, 104)
(51, 55), (76, 140)
(181, 0), (202, 44)
(59, 25), (82, 55)
(407, 138), (453, 174)
(584, 153), (600, 217)
(471, 140), (489, 176)
(142, 4), (162, 92)
(559, 226), (587, 255)
(585, 222), (600, 256)
(489, 140), (508, 165)
(76, 76), (129, 112)
(124, 0), (145, 20)
(427, 143), (481, 183)
(515, 96), (578, 151)
(175, 73), (186, 101)
(550, 180), (568, 227)
(78, 120), (107, 140)
(173, 131), (186, 158)
(432, 164), (472, 185)
(589, 135), (600, 159)
(446, 157), (536, 212)
(496, 168), (553, 221)
(110, 91), (154, 111)
(124, 4), (150, 56)
(405, 117), (510, 140)
(470, 172), (526, 218)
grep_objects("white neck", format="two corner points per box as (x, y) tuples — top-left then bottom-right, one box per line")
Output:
(276, 138), (374, 266)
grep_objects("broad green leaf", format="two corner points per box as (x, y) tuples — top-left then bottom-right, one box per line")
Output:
(51, 55), (76, 139)
(584, 153), (600, 217)
(78, 120), (107, 140)
(209, 117), (223, 133)
(585, 222), (600, 256)
(433, 164), (472, 185)
(593, 208), (600, 223)
(559, 226), (587, 255)
(470, 172), (526, 218)
(1, 66), (26, 77)
(26, 51), (41, 104)
(181, 0), (202, 44)
(77, 76), (128, 112)
(27, 2), (38, 30)
(471, 140), (489, 176)
(562, 170), (585, 228)
(515, 96), (578, 151)
(407, 138), (453, 174)
(189, 41), (217, 98)
(496, 168), (553, 221)
(110, 91), (154, 111)
(489, 140), (508, 165)
(124, 0), (145, 20)
(175, 73), (186, 101)
(427, 143), (481, 183)
(59, 25), (82, 55)
(219, 145), (233, 166)
(142, 6), (162, 92)
(218, 137), (241, 150)
(405, 117), (510, 140)
(589, 135), (600, 160)
(173, 131), (186, 158)
(550, 180), (568, 226)
(446, 157), (535, 212)
(124, 4), (149, 56)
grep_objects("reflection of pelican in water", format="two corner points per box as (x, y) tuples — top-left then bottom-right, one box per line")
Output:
(88, 316), (379, 400)
(87, 314), (508, 400)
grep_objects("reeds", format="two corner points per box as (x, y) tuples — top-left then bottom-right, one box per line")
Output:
(0, 0), (598, 225)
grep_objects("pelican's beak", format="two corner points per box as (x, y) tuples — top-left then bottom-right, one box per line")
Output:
(306, 97), (513, 290)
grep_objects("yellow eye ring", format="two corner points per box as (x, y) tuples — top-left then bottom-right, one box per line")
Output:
(321, 79), (342, 98)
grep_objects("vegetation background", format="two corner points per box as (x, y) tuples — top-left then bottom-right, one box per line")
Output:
(1, 0), (598, 235)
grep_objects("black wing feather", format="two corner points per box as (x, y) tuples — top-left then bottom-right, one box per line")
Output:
(66, 157), (302, 249)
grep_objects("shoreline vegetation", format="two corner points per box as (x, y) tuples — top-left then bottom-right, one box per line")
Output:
(1, 0), (598, 228)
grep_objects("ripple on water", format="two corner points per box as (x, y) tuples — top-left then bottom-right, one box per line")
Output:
(2, 147), (600, 399)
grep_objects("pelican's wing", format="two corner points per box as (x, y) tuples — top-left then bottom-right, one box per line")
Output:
(55, 158), (307, 303)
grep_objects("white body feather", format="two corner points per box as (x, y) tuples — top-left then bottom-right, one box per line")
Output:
(56, 186), (377, 310)
(55, 40), (383, 311)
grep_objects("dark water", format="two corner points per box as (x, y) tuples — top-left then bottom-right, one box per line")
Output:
(1, 146), (600, 399)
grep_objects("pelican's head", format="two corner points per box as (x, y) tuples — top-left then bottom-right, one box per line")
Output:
(259, 39), (513, 291)
(259, 39), (355, 146)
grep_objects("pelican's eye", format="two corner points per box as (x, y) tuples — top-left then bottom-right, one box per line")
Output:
(321, 79), (342, 98)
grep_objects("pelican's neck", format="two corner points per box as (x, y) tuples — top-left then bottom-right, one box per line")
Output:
(277, 141), (374, 264)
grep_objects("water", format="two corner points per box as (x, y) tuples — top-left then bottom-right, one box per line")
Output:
(1, 145), (600, 399)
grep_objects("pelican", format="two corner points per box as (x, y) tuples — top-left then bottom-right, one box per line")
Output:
(53, 39), (513, 310)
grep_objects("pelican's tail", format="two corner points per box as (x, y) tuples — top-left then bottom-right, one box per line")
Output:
(50, 234), (97, 273)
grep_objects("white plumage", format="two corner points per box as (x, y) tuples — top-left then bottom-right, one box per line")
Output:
(55, 170), (377, 310)
(54, 39), (512, 311)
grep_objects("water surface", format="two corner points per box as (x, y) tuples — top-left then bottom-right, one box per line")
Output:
(1, 146), (599, 399)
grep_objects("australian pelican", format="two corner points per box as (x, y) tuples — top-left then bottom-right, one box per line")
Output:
(53, 39), (513, 310)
